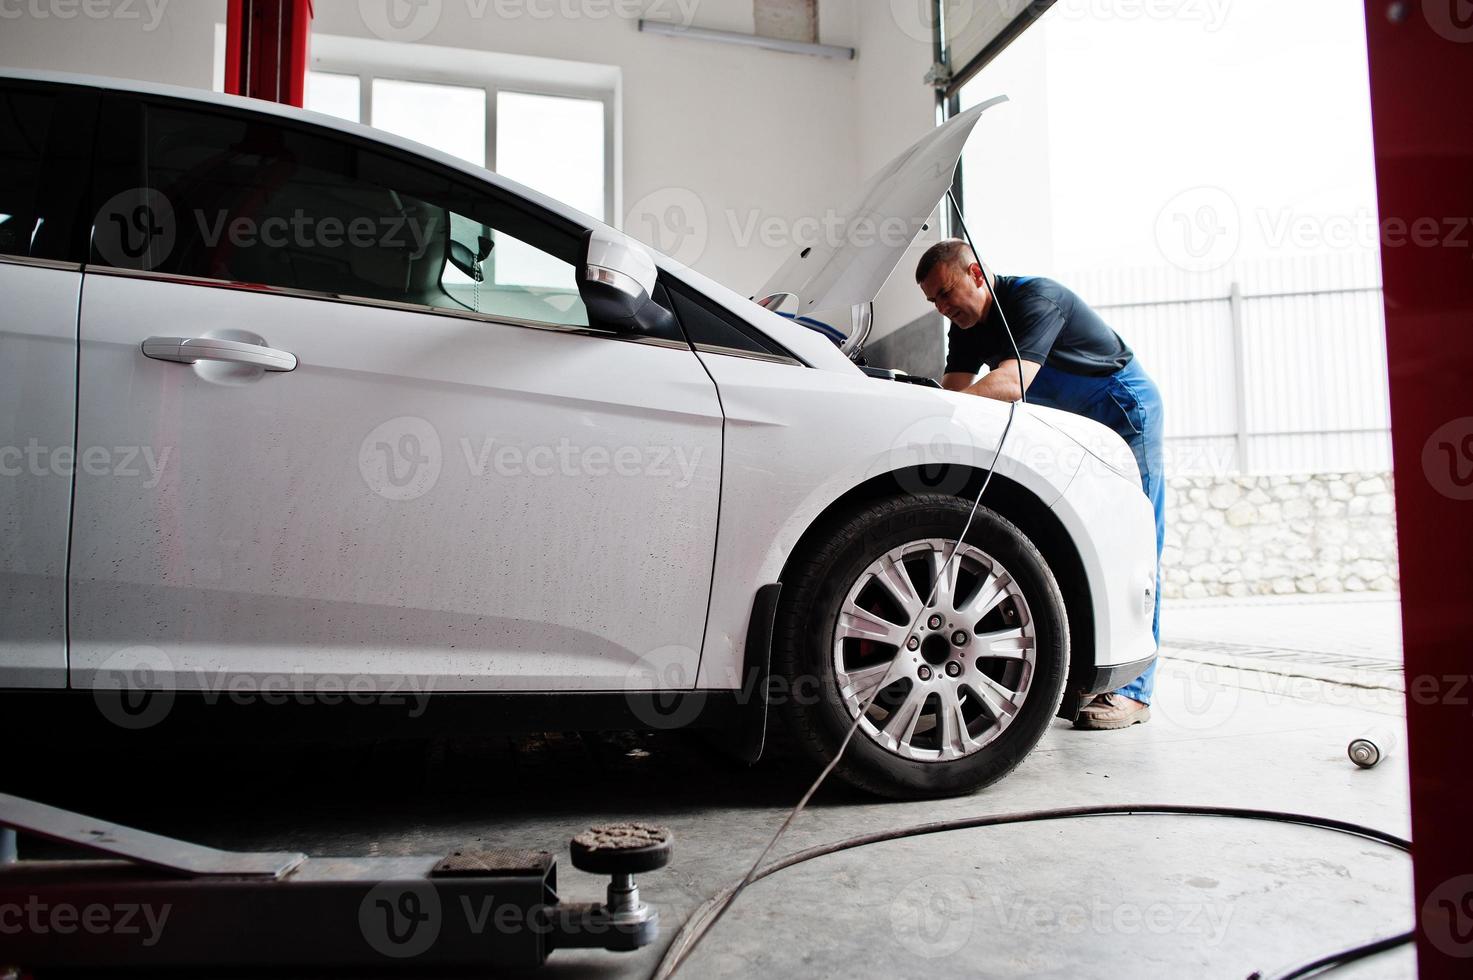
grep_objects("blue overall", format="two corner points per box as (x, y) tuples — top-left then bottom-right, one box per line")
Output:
(1026, 357), (1165, 704)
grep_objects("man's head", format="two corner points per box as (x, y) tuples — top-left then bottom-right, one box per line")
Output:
(916, 239), (993, 329)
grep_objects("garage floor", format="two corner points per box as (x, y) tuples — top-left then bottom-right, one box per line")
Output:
(11, 596), (1413, 979)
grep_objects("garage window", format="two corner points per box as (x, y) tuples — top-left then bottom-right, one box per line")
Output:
(301, 64), (614, 246)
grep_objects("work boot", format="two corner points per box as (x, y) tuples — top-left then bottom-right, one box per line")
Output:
(1074, 693), (1150, 730)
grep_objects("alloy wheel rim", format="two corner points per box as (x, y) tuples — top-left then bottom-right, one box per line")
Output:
(831, 538), (1036, 762)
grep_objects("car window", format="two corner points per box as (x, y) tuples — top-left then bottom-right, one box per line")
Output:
(664, 277), (796, 360)
(93, 99), (593, 328)
(0, 86), (56, 258)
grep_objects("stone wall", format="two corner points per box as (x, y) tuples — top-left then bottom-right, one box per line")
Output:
(1161, 472), (1399, 599)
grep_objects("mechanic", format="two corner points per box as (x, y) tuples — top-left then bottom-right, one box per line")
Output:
(915, 239), (1164, 730)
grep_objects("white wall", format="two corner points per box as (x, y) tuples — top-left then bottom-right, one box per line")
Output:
(0, 1), (959, 327)
(0, 0), (225, 88)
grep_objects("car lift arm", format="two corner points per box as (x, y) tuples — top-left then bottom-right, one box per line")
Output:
(0, 793), (669, 972)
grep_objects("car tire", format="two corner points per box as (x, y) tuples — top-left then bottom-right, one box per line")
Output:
(773, 493), (1068, 799)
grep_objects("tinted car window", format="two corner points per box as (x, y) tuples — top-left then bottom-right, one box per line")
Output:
(665, 278), (796, 360)
(93, 100), (597, 328)
(0, 88), (55, 258)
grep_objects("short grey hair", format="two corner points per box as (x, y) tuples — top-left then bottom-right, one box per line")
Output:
(915, 239), (978, 283)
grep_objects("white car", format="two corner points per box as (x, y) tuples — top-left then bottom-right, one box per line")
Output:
(0, 70), (1157, 798)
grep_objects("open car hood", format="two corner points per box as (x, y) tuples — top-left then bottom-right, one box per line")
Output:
(754, 95), (1007, 353)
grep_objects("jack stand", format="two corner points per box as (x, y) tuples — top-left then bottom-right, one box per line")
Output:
(0, 793), (672, 972)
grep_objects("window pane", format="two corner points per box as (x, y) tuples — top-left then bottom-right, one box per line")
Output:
(496, 91), (604, 219)
(495, 91), (604, 288)
(106, 102), (590, 328)
(305, 71), (360, 123)
(0, 87), (54, 257)
(371, 78), (486, 167)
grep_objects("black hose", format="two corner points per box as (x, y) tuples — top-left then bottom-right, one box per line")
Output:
(652, 804), (1412, 979)
(1250, 929), (1416, 980)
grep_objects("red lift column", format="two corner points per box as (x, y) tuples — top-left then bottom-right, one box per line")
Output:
(1363, 3), (1473, 977)
(223, 0), (315, 108)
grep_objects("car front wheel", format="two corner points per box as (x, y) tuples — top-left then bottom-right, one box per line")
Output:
(773, 494), (1068, 799)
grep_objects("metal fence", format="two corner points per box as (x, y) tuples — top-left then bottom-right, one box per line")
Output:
(1066, 253), (1393, 477)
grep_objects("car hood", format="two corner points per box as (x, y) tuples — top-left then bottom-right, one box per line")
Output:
(753, 95), (1007, 350)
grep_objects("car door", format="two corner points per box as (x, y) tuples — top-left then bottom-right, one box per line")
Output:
(70, 93), (722, 694)
(0, 77), (96, 688)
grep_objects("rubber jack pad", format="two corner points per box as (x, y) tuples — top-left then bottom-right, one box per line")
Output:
(570, 822), (673, 875)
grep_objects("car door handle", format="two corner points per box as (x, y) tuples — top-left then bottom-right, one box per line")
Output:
(142, 336), (298, 372)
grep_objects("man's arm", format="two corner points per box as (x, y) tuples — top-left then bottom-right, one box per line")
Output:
(942, 372), (977, 392)
(951, 359), (1040, 402)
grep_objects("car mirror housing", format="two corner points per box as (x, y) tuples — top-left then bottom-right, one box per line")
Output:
(579, 227), (658, 332)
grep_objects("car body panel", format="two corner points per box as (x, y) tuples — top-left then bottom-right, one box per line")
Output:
(0, 261), (79, 688)
(1053, 454), (1160, 670)
(68, 272), (723, 692)
(687, 353), (1103, 687)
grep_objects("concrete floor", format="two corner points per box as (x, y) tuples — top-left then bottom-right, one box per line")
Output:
(11, 597), (1414, 979)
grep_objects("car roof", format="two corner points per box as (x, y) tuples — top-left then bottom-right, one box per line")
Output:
(0, 68), (855, 371)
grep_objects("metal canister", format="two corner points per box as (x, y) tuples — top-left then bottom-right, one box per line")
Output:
(1348, 726), (1399, 769)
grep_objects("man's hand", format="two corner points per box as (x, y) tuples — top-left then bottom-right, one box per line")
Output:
(943, 359), (1039, 402)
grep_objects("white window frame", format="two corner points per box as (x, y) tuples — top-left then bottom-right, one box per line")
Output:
(215, 29), (620, 227)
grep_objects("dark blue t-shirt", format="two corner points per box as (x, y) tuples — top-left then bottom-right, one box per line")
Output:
(945, 275), (1133, 378)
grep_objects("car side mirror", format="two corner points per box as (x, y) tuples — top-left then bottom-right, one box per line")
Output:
(578, 227), (658, 332)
